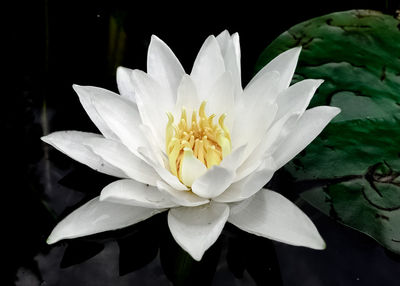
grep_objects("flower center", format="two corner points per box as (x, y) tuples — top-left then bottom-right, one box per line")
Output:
(166, 101), (232, 182)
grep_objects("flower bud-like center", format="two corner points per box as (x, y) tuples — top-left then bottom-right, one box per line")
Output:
(166, 101), (231, 183)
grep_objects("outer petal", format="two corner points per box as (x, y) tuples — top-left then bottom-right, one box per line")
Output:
(73, 85), (118, 139)
(84, 137), (159, 186)
(116, 66), (136, 102)
(273, 106), (341, 169)
(216, 30), (242, 98)
(275, 79), (323, 121)
(100, 179), (177, 209)
(89, 85), (148, 157)
(251, 47), (301, 93)
(131, 70), (174, 151)
(41, 131), (126, 178)
(157, 181), (209, 207)
(235, 112), (298, 182)
(214, 156), (276, 203)
(232, 71), (279, 156)
(191, 35), (225, 101)
(138, 147), (189, 191)
(228, 189), (325, 250)
(147, 35), (185, 101)
(47, 197), (162, 244)
(168, 203), (229, 261)
(191, 166), (235, 199)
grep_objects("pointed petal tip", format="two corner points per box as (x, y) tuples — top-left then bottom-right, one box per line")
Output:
(40, 134), (50, 143)
(46, 236), (57, 245)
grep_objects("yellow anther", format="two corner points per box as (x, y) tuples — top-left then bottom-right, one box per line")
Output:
(199, 101), (207, 119)
(205, 145), (220, 168)
(218, 113), (231, 141)
(165, 100), (231, 184)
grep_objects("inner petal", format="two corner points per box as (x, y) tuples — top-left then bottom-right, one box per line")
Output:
(166, 101), (232, 186)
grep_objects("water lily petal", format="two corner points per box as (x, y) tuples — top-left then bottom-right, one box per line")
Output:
(235, 112), (298, 182)
(147, 35), (185, 101)
(116, 66), (136, 103)
(175, 74), (200, 112)
(251, 46), (301, 93)
(41, 131), (126, 178)
(228, 189), (325, 250)
(168, 203), (229, 261)
(156, 181), (209, 207)
(219, 144), (247, 171)
(214, 157), (276, 203)
(232, 101), (278, 161)
(191, 166), (235, 198)
(90, 87), (148, 157)
(73, 85), (118, 139)
(84, 137), (159, 186)
(275, 79), (323, 121)
(47, 197), (162, 244)
(232, 71), (279, 155)
(180, 149), (208, 187)
(100, 179), (177, 209)
(205, 72), (235, 129)
(216, 30), (242, 98)
(131, 70), (173, 150)
(273, 106), (341, 169)
(243, 69), (280, 104)
(191, 35), (225, 101)
(138, 147), (189, 191)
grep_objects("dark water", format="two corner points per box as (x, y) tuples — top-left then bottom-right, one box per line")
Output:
(7, 0), (400, 285)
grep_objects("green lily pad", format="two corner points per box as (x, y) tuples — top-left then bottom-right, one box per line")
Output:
(256, 10), (400, 253)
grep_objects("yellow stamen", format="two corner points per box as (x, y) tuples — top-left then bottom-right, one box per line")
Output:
(165, 101), (232, 185)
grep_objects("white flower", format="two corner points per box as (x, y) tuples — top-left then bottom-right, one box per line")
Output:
(42, 30), (340, 261)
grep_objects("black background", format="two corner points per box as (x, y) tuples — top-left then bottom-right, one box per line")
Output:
(6, 0), (400, 285)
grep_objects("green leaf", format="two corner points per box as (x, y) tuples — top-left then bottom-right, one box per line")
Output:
(256, 10), (400, 253)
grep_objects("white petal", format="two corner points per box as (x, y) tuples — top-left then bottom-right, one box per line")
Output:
(275, 79), (323, 121)
(180, 149), (208, 187)
(90, 87), (148, 157)
(84, 137), (159, 186)
(217, 31), (242, 98)
(231, 102), (278, 161)
(73, 85), (118, 139)
(100, 179), (176, 209)
(234, 112), (298, 182)
(273, 106), (341, 169)
(243, 69), (281, 105)
(191, 35), (225, 101)
(232, 71), (279, 155)
(168, 203), (229, 261)
(175, 74), (200, 111)
(131, 70), (173, 151)
(252, 47), (301, 93)
(116, 66), (136, 102)
(229, 189), (325, 249)
(147, 35), (185, 101)
(214, 157), (276, 203)
(47, 197), (162, 244)
(41, 131), (126, 178)
(216, 30), (230, 52)
(191, 166), (235, 198)
(205, 72), (235, 129)
(138, 147), (189, 191)
(157, 181), (209, 207)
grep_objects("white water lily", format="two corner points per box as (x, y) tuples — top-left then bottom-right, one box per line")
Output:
(42, 30), (340, 261)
